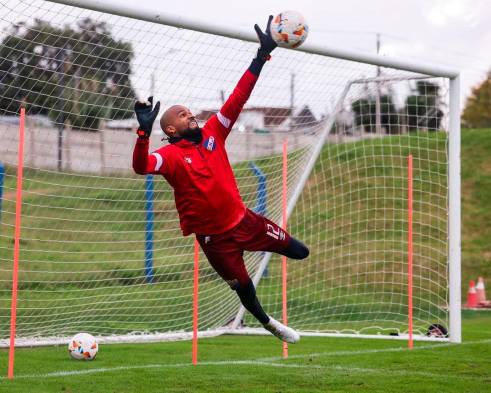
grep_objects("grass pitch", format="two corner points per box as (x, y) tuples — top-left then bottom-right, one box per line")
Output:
(1, 311), (490, 393)
(1, 129), (491, 391)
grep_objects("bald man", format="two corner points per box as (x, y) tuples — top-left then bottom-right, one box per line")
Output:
(132, 16), (309, 344)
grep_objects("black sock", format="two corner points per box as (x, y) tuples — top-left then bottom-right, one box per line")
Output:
(281, 237), (310, 260)
(234, 279), (270, 325)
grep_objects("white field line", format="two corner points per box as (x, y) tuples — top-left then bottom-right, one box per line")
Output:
(2, 360), (486, 382)
(3, 338), (490, 381)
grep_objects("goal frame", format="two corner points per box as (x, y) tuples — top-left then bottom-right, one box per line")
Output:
(42, 0), (461, 344)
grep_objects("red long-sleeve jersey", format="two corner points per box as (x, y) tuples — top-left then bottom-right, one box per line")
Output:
(133, 68), (259, 236)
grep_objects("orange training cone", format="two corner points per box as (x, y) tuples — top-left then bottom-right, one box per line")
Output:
(466, 280), (478, 308)
(476, 277), (486, 304)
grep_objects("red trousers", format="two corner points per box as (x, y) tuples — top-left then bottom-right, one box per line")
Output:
(196, 209), (291, 287)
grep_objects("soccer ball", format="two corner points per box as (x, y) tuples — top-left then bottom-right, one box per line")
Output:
(269, 10), (309, 48)
(68, 333), (98, 360)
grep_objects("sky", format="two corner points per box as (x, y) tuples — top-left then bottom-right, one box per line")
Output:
(126, 0), (491, 107)
(2, 0), (489, 114)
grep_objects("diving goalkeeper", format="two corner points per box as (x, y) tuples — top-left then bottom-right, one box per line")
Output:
(132, 16), (309, 344)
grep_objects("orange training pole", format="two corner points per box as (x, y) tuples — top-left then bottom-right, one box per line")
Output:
(8, 107), (26, 379)
(192, 239), (199, 364)
(282, 139), (288, 359)
(407, 155), (413, 349)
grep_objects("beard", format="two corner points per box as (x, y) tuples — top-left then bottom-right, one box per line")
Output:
(180, 126), (202, 138)
(171, 125), (202, 144)
(166, 119), (203, 144)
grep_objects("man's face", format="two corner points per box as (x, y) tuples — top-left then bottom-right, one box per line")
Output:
(160, 105), (199, 137)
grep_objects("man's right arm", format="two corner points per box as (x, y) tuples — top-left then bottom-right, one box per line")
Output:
(132, 137), (164, 175)
(132, 96), (163, 175)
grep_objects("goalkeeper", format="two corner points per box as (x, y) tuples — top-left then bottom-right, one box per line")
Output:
(132, 16), (309, 344)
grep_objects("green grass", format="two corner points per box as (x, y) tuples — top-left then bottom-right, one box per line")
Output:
(1, 129), (490, 339)
(1, 128), (491, 388)
(461, 128), (491, 285)
(0, 311), (490, 393)
(0, 130), (491, 391)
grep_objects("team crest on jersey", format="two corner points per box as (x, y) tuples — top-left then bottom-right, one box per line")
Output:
(184, 156), (192, 164)
(203, 136), (216, 152)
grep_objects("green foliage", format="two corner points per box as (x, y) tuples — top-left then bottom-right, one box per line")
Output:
(67, 88), (110, 130)
(350, 81), (444, 134)
(0, 18), (136, 129)
(1, 130), (490, 346)
(351, 94), (400, 134)
(1, 313), (490, 393)
(404, 81), (443, 131)
(462, 74), (491, 128)
(460, 129), (491, 288)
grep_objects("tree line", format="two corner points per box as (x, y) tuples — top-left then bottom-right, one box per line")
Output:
(462, 72), (491, 128)
(1, 17), (489, 132)
(0, 18), (135, 130)
(349, 81), (444, 134)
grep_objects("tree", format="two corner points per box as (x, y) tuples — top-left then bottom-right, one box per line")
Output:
(404, 81), (443, 132)
(351, 94), (400, 134)
(0, 18), (136, 129)
(462, 73), (491, 128)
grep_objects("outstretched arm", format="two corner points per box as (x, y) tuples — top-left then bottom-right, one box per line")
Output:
(210, 16), (277, 140)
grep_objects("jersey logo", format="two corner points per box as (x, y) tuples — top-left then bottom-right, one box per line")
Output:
(184, 157), (192, 164)
(203, 136), (216, 152)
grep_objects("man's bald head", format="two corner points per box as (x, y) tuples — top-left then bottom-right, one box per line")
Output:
(160, 105), (196, 137)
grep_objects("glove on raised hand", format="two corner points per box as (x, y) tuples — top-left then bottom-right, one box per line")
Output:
(135, 96), (160, 138)
(254, 15), (278, 62)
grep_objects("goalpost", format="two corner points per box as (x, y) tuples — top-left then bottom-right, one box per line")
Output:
(0, 0), (460, 354)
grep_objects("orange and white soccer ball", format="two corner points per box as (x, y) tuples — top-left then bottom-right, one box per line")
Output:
(270, 10), (309, 48)
(68, 333), (98, 360)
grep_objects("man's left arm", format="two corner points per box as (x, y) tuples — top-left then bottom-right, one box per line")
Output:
(210, 16), (277, 141)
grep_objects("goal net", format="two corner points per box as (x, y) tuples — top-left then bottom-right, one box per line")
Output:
(0, 0), (460, 346)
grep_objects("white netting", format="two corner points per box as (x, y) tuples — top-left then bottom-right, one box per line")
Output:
(0, 0), (451, 344)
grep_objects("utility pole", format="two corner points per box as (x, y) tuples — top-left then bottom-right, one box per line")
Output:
(290, 73), (295, 114)
(56, 46), (70, 171)
(375, 33), (382, 136)
(290, 73), (297, 146)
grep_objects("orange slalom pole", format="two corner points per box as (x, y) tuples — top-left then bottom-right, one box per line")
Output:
(8, 107), (26, 379)
(192, 239), (199, 365)
(407, 155), (413, 349)
(282, 139), (288, 359)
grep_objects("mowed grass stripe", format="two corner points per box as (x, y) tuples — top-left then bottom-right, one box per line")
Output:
(4, 337), (491, 381)
(2, 359), (485, 382)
